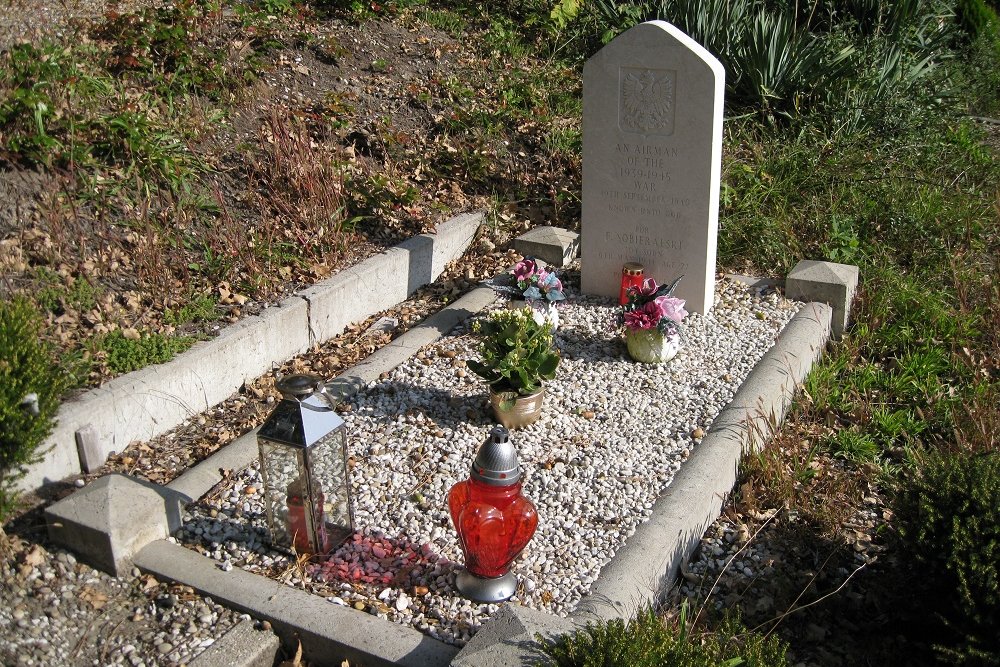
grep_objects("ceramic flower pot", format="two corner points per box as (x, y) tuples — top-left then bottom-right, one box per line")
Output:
(508, 299), (559, 331)
(625, 328), (681, 364)
(489, 387), (544, 429)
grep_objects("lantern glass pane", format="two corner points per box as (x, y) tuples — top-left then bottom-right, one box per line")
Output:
(304, 428), (353, 546)
(258, 438), (309, 551)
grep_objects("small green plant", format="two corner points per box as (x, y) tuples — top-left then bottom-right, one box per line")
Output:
(468, 307), (560, 399)
(99, 330), (197, 375)
(0, 297), (67, 519)
(163, 294), (220, 326)
(894, 451), (1000, 664)
(826, 427), (881, 462)
(539, 604), (789, 666)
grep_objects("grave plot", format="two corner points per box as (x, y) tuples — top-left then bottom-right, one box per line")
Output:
(174, 277), (801, 646)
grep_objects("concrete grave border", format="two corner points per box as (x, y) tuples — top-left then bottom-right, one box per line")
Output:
(22, 212), (483, 492)
(44, 234), (852, 666)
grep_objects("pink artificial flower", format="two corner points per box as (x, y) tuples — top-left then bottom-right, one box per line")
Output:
(639, 278), (659, 297)
(623, 300), (662, 331)
(655, 295), (688, 324)
(511, 259), (537, 283)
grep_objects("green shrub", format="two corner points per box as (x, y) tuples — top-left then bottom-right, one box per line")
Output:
(894, 451), (1000, 664)
(539, 605), (788, 667)
(956, 0), (999, 40)
(0, 297), (66, 520)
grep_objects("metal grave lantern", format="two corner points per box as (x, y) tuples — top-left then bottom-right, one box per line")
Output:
(448, 426), (538, 602)
(257, 373), (354, 555)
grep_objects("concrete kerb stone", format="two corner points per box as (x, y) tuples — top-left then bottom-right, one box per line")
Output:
(167, 430), (260, 503)
(45, 474), (189, 576)
(189, 618), (281, 667)
(302, 212), (483, 345)
(325, 287), (498, 403)
(134, 540), (460, 667)
(450, 604), (582, 667)
(450, 301), (833, 665)
(18, 212), (482, 493)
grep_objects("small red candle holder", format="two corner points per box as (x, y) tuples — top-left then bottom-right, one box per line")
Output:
(448, 426), (538, 602)
(619, 262), (644, 305)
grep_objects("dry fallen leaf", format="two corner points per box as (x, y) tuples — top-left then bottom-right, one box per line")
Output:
(278, 640), (304, 666)
(22, 545), (45, 568)
(80, 586), (109, 610)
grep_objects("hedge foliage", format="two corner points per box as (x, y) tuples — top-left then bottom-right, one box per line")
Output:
(539, 606), (788, 667)
(0, 297), (65, 520)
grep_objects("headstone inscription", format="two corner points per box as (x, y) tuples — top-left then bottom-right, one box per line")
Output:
(580, 21), (725, 314)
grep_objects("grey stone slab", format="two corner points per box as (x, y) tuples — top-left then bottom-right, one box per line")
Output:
(22, 385), (113, 490)
(786, 259), (859, 339)
(581, 21), (725, 314)
(450, 604), (583, 667)
(190, 618), (280, 667)
(74, 424), (101, 474)
(45, 473), (189, 576)
(513, 226), (580, 268)
(572, 302), (832, 622)
(135, 540), (459, 667)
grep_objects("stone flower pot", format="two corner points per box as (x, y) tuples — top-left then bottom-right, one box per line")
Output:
(625, 328), (681, 364)
(489, 387), (545, 429)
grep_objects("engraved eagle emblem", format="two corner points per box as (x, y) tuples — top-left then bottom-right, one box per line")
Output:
(621, 69), (674, 133)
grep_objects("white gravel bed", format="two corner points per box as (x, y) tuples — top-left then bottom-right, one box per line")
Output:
(175, 278), (801, 646)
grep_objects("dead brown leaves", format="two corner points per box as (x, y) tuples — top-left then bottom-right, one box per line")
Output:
(79, 586), (109, 610)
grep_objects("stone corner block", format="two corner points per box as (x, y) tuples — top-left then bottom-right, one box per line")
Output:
(450, 604), (580, 667)
(45, 474), (190, 576)
(785, 259), (859, 339)
(513, 226), (580, 268)
(190, 618), (280, 667)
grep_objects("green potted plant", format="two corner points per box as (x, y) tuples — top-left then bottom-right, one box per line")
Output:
(468, 307), (561, 428)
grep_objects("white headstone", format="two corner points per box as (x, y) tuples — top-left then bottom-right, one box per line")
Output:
(580, 21), (725, 314)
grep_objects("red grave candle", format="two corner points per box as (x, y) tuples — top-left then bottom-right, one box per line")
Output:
(619, 262), (644, 305)
(448, 427), (538, 601)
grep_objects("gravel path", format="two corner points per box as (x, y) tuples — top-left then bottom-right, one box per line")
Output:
(174, 278), (801, 647)
(0, 532), (246, 667)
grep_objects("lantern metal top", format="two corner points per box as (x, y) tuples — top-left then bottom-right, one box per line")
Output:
(277, 373), (325, 400)
(470, 426), (522, 486)
(258, 373), (343, 449)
